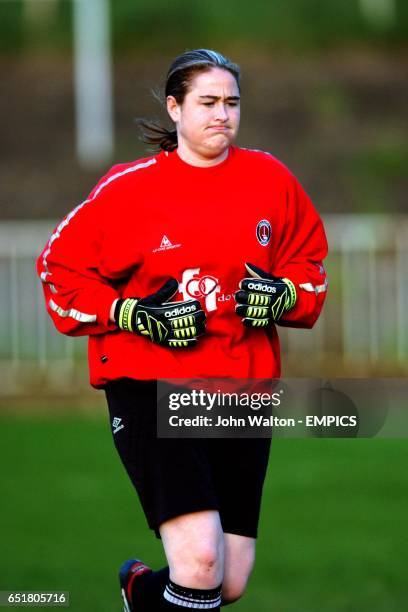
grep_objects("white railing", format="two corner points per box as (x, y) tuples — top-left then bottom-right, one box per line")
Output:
(281, 214), (408, 375)
(0, 216), (407, 394)
(0, 221), (85, 395)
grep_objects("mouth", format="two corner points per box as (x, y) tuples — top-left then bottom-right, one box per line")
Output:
(207, 126), (230, 132)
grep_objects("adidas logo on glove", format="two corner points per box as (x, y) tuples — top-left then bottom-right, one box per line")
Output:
(164, 304), (197, 318)
(247, 282), (277, 294)
(114, 279), (206, 348)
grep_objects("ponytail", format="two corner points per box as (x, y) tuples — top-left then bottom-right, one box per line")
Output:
(136, 118), (177, 152)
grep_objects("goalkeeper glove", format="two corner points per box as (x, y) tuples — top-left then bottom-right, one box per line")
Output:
(114, 278), (206, 348)
(235, 262), (297, 327)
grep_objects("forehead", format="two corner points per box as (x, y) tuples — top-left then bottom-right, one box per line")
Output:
(188, 67), (239, 96)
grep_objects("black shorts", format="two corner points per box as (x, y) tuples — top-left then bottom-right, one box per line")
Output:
(105, 378), (271, 539)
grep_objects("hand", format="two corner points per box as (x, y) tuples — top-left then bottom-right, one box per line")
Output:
(235, 263), (296, 327)
(114, 279), (206, 347)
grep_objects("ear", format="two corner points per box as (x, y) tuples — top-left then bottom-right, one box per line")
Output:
(166, 96), (180, 123)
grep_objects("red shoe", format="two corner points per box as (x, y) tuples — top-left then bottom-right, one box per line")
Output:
(119, 559), (152, 611)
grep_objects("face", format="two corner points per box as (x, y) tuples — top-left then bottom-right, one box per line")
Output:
(167, 67), (241, 163)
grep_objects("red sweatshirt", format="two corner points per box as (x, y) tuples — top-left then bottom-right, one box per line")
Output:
(37, 146), (328, 387)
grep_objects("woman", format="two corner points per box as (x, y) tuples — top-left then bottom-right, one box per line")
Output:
(37, 49), (328, 611)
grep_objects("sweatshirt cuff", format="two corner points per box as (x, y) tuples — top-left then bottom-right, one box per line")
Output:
(95, 287), (120, 330)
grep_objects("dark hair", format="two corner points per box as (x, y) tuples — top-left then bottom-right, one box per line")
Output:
(137, 49), (241, 152)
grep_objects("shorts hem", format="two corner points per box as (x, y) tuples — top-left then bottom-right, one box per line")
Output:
(222, 526), (258, 539)
(152, 505), (220, 539)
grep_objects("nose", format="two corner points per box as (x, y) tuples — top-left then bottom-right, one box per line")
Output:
(214, 103), (228, 122)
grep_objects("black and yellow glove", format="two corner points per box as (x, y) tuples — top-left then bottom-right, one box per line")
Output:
(235, 263), (297, 327)
(114, 279), (206, 348)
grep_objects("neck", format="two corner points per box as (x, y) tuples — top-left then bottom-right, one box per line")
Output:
(176, 143), (229, 167)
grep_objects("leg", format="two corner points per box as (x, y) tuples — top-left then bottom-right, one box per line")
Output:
(160, 509), (224, 589)
(221, 533), (255, 604)
(105, 381), (231, 609)
(204, 437), (270, 606)
(157, 510), (224, 608)
(121, 509), (224, 611)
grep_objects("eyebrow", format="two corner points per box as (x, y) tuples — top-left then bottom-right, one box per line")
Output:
(198, 95), (240, 101)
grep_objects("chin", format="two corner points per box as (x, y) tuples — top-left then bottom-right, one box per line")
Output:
(202, 136), (232, 157)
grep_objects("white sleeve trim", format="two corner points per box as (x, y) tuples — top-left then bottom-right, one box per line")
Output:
(299, 279), (328, 294)
(49, 299), (97, 323)
(40, 158), (157, 282)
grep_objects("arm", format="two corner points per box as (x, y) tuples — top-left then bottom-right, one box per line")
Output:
(109, 299), (119, 322)
(272, 174), (328, 329)
(37, 191), (206, 346)
(37, 196), (120, 337)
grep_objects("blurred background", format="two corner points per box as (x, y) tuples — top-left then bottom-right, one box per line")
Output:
(0, 1), (407, 611)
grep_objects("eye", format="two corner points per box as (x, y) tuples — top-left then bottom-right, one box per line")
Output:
(202, 102), (215, 106)
(227, 102), (239, 107)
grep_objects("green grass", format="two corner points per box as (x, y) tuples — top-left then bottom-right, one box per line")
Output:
(0, 413), (407, 611)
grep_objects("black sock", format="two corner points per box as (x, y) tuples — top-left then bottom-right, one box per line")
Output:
(130, 567), (222, 611)
(162, 579), (222, 610)
(130, 566), (169, 610)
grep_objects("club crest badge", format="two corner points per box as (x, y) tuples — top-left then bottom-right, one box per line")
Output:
(256, 220), (272, 246)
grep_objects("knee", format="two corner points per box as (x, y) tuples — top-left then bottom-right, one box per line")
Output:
(194, 546), (223, 587)
(222, 547), (255, 603)
(173, 544), (223, 589)
(222, 577), (248, 604)
(161, 510), (224, 590)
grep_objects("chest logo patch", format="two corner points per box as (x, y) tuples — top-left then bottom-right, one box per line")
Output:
(256, 220), (272, 246)
(153, 234), (181, 253)
(179, 269), (220, 312)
